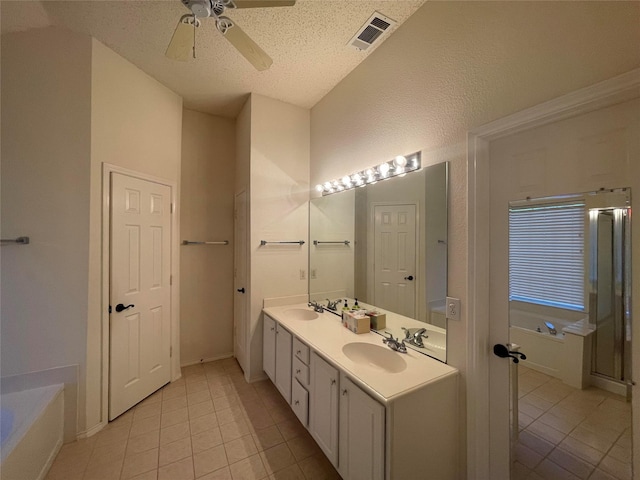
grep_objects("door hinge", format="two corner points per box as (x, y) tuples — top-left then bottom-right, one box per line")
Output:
(171, 203), (175, 214)
(170, 346), (173, 357)
(170, 275), (173, 286)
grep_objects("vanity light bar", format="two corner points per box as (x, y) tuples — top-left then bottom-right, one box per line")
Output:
(315, 151), (421, 196)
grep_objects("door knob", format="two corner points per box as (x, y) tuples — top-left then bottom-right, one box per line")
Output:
(237, 288), (245, 293)
(493, 344), (527, 364)
(115, 303), (135, 313)
(404, 275), (414, 281)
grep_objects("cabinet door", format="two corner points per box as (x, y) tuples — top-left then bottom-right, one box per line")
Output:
(262, 315), (276, 382)
(275, 325), (292, 403)
(339, 375), (385, 480)
(309, 353), (339, 466)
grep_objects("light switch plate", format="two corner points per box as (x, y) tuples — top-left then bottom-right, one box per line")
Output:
(446, 297), (461, 321)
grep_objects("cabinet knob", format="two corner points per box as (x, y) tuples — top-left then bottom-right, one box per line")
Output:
(296, 369), (301, 374)
(297, 350), (301, 354)
(270, 327), (275, 331)
(342, 389), (348, 396)
(294, 400), (299, 405)
(331, 379), (336, 385)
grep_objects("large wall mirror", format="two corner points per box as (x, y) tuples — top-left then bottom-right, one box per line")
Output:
(309, 162), (449, 362)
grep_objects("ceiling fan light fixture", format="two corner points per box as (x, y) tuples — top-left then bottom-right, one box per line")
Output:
(188, 0), (212, 17)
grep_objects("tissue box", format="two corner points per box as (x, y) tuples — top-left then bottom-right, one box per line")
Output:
(342, 311), (371, 334)
(366, 311), (386, 330)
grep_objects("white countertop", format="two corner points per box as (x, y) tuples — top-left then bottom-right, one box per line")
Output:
(263, 303), (458, 404)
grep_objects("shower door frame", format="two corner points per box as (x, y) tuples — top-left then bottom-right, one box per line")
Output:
(589, 203), (632, 395)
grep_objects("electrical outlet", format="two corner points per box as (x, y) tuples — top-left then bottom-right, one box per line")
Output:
(310, 269), (317, 279)
(446, 296), (461, 321)
(300, 269), (306, 280)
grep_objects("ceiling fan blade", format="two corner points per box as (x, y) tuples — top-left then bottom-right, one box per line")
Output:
(165, 15), (199, 61)
(219, 17), (273, 71)
(230, 1), (295, 8)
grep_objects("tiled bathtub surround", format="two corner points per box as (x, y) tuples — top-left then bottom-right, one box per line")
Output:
(45, 358), (339, 480)
(513, 366), (632, 480)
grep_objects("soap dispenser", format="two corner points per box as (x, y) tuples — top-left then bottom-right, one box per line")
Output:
(342, 300), (349, 311)
(353, 298), (360, 310)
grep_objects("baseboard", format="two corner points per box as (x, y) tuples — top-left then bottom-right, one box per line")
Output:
(590, 375), (628, 398)
(77, 420), (106, 439)
(180, 353), (234, 368)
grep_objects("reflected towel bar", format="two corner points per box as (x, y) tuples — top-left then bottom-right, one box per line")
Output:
(1, 236), (30, 245)
(182, 240), (229, 245)
(260, 240), (305, 246)
(313, 240), (350, 245)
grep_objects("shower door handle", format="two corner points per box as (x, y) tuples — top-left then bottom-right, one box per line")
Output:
(493, 344), (527, 364)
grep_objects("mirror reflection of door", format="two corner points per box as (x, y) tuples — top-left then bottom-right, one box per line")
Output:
(372, 204), (417, 318)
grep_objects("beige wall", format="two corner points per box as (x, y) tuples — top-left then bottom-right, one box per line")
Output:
(241, 94), (310, 381)
(1, 27), (92, 431)
(1, 29), (184, 436)
(87, 39), (183, 431)
(310, 1), (640, 475)
(180, 108), (235, 366)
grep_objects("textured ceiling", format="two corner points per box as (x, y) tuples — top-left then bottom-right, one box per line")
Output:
(1, 0), (426, 117)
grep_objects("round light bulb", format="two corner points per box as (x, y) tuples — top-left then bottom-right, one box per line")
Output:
(324, 182), (332, 190)
(342, 175), (351, 186)
(378, 162), (390, 176)
(394, 155), (407, 168)
(315, 184), (324, 192)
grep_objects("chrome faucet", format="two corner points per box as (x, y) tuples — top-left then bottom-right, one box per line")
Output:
(308, 301), (324, 313)
(325, 298), (342, 311)
(382, 333), (407, 353)
(402, 327), (428, 348)
(544, 321), (557, 335)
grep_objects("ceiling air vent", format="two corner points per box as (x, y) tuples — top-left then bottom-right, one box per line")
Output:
(349, 12), (396, 51)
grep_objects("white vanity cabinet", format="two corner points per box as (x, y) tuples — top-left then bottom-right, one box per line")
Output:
(309, 352), (339, 466)
(262, 305), (459, 480)
(263, 314), (292, 403)
(339, 374), (385, 480)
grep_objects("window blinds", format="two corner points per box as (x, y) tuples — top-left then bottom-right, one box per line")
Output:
(509, 202), (586, 311)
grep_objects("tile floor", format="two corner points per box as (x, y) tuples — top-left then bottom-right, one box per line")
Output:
(513, 365), (633, 480)
(45, 358), (340, 480)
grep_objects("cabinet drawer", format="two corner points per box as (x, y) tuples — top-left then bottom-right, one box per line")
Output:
(291, 379), (309, 427)
(293, 356), (310, 387)
(293, 337), (310, 365)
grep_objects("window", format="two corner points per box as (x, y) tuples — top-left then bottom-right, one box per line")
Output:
(509, 201), (586, 311)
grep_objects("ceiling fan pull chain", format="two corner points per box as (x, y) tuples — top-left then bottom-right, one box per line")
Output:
(192, 15), (197, 59)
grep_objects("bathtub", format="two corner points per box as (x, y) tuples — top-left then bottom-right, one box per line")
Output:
(0, 384), (64, 480)
(510, 307), (593, 389)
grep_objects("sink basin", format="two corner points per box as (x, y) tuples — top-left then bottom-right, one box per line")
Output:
(283, 308), (319, 321)
(342, 342), (407, 373)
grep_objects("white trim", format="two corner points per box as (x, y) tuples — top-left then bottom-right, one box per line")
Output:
(76, 421), (105, 439)
(101, 163), (180, 426)
(180, 353), (234, 368)
(466, 68), (640, 478)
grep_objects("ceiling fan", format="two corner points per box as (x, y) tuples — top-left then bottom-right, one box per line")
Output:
(166, 0), (295, 71)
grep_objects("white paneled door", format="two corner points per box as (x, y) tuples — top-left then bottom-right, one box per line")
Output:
(373, 204), (417, 318)
(109, 172), (172, 420)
